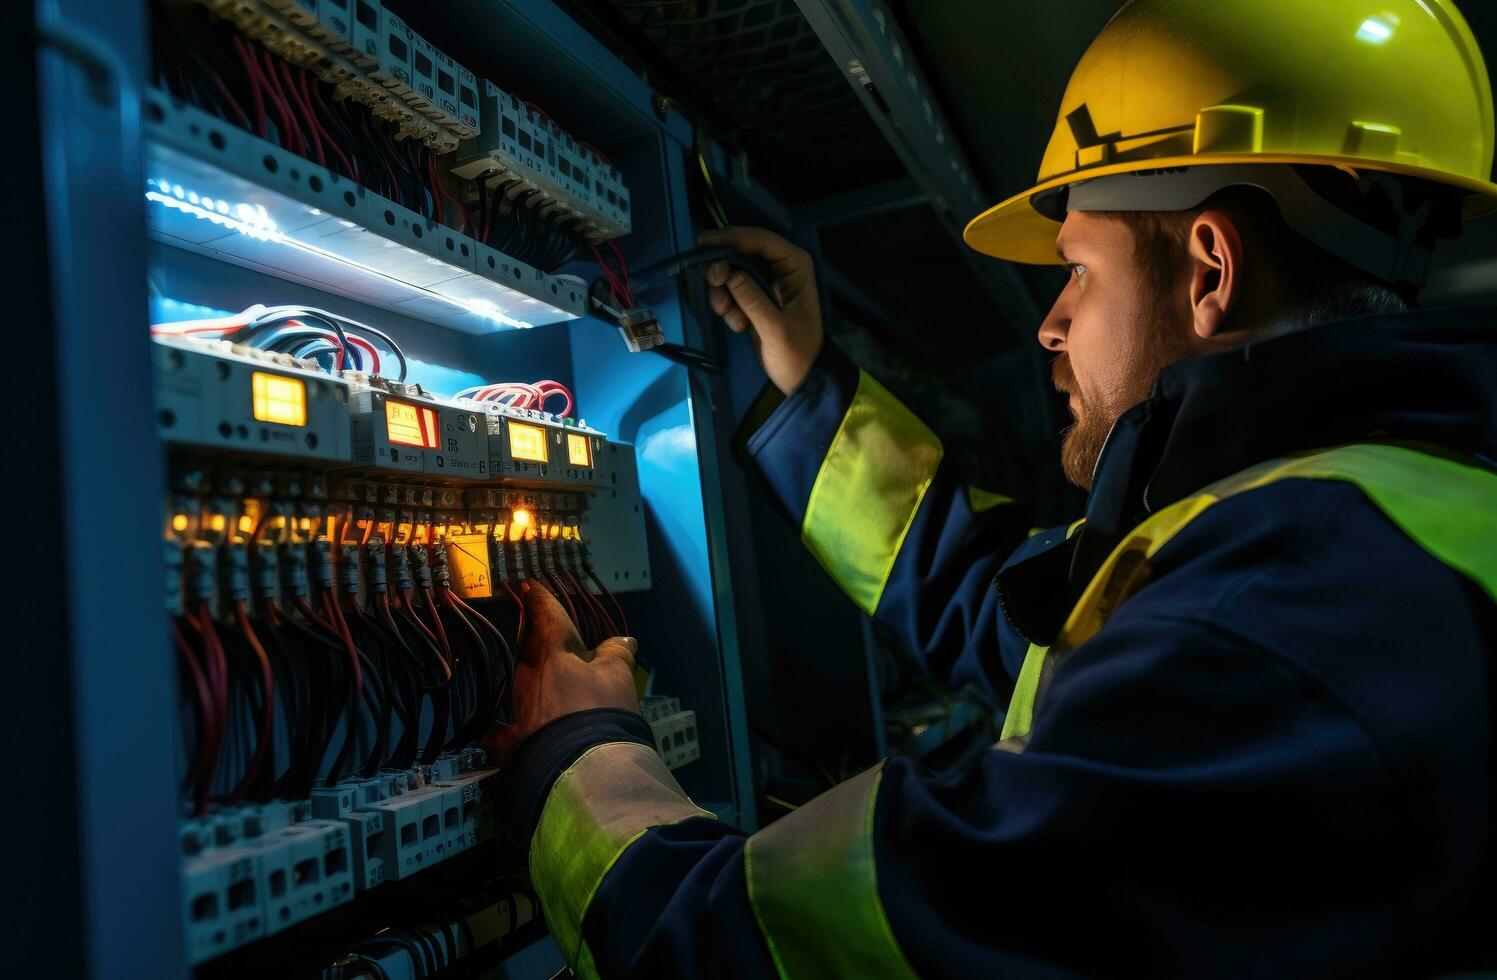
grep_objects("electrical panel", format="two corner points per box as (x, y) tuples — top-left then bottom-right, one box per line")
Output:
(37, 0), (754, 972)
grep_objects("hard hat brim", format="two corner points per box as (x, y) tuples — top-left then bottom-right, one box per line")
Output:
(964, 154), (1497, 264)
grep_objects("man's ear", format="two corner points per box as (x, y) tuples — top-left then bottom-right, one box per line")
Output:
(1186, 210), (1246, 339)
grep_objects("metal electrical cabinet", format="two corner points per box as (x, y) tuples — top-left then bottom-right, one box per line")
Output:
(27, 0), (757, 974)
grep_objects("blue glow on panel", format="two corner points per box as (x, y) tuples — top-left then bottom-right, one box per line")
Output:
(150, 295), (234, 323)
(403, 357), (489, 398)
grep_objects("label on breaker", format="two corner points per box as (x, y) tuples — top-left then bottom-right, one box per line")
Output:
(445, 532), (492, 598)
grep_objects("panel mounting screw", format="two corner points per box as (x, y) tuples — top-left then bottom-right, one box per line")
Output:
(652, 94), (674, 119)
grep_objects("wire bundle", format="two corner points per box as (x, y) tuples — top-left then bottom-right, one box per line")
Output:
(169, 510), (525, 816)
(153, 8), (601, 273)
(152, 304), (408, 380)
(155, 10), (474, 235)
(476, 181), (584, 273)
(454, 379), (574, 419)
(590, 240), (638, 311)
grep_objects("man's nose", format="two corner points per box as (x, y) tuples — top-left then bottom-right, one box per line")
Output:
(1037, 291), (1069, 352)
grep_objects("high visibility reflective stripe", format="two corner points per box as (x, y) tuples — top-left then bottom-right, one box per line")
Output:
(530, 741), (713, 971)
(1003, 443), (1497, 741)
(1001, 643), (1048, 741)
(803, 370), (943, 615)
(746, 765), (918, 980)
(967, 485), (1014, 513)
(1002, 520), (1087, 740)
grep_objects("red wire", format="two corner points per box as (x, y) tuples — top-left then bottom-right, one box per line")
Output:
(195, 602), (229, 805)
(531, 380), (573, 419)
(279, 58), (325, 167)
(257, 47), (306, 156)
(230, 601), (276, 802)
(546, 575), (580, 629)
(500, 580), (526, 652)
(422, 586), (452, 661)
(296, 66), (356, 179)
(566, 568), (617, 637)
(201, 62), (251, 131)
(590, 245), (628, 306)
(231, 36), (268, 139)
(240, 39), (300, 155)
(172, 618), (215, 806)
(606, 241), (636, 306)
(322, 591), (365, 715)
(588, 568), (629, 637)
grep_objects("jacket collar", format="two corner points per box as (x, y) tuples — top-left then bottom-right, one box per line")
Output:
(1000, 306), (1497, 647)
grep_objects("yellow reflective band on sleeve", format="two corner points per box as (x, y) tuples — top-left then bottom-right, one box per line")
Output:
(1001, 643), (1048, 741)
(802, 371), (943, 615)
(529, 741), (713, 970)
(1002, 443), (1497, 743)
(745, 765), (918, 980)
(967, 485), (1014, 513)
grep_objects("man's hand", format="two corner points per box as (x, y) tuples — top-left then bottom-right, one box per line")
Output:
(483, 582), (640, 764)
(698, 226), (824, 395)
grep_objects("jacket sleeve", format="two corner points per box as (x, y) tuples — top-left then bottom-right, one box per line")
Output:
(746, 340), (1052, 693)
(508, 483), (1483, 979)
(505, 610), (1399, 979)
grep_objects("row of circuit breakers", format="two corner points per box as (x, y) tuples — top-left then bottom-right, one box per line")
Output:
(198, 0), (632, 240)
(156, 335), (616, 488)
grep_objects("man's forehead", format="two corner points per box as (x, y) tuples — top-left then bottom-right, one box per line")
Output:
(1055, 211), (1127, 258)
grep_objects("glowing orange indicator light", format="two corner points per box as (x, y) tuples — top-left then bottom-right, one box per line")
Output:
(508, 420), (549, 463)
(171, 514), (190, 533)
(251, 371), (308, 427)
(566, 433), (592, 468)
(386, 399), (439, 449)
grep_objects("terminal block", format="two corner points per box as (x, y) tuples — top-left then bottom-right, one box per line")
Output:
(642, 696), (701, 770)
(453, 81), (632, 241)
(180, 804), (354, 965)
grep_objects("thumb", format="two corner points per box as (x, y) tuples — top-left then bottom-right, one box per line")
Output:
(519, 581), (586, 666)
(593, 635), (638, 672)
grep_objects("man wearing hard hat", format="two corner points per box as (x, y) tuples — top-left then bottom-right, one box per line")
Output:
(488, 2), (1497, 975)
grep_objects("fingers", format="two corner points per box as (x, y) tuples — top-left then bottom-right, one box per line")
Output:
(698, 226), (805, 270)
(593, 636), (638, 672)
(723, 268), (778, 327)
(709, 284), (749, 333)
(518, 581), (587, 667)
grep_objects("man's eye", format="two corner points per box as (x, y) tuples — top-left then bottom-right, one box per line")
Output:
(1067, 263), (1086, 279)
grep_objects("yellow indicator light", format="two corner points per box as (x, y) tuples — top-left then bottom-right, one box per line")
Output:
(549, 524), (562, 540)
(238, 515), (256, 535)
(209, 514), (227, 533)
(566, 432), (592, 468)
(512, 508), (531, 528)
(171, 514), (190, 533)
(251, 371), (308, 427)
(298, 517), (312, 533)
(386, 399), (438, 449)
(508, 420), (549, 463)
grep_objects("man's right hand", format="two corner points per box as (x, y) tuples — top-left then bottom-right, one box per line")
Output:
(698, 226), (824, 395)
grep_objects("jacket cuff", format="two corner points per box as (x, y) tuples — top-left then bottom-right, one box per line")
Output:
(500, 707), (655, 846)
(745, 340), (861, 526)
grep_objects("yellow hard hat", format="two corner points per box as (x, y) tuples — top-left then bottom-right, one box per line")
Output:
(964, 0), (1497, 268)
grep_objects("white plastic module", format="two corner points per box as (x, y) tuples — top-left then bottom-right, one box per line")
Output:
(347, 0), (383, 69)
(454, 81), (632, 241)
(154, 336), (353, 462)
(642, 697), (700, 770)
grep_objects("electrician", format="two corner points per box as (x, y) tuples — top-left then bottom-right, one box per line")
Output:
(489, 1), (1497, 975)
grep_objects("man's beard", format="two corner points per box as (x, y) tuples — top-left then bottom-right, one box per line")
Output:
(1052, 301), (1193, 490)
(1053, 353), (1114, 490)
